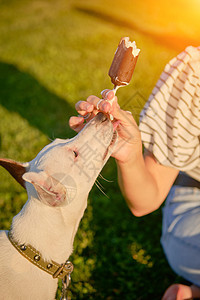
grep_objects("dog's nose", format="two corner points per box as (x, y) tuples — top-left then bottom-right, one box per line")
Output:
(96, 112), (108, 123)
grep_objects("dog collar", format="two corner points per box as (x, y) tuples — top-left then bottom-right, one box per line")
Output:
(7, 230), (73, 280)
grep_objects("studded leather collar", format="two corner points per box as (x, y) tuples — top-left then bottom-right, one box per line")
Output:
(7, 230), (73, 279)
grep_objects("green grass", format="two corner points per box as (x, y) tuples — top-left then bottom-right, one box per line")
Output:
(0, 0), (189, 299)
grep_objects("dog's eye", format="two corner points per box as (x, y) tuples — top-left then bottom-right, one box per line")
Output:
(73, 150), (78, 158)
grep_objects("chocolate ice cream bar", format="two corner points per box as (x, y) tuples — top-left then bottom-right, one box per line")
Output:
(109, 37), (140, 89)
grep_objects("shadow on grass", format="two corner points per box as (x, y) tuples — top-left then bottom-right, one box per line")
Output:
(0, 61), (75, 140)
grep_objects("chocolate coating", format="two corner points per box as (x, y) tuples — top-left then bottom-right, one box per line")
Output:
(108, 38), (139, 87)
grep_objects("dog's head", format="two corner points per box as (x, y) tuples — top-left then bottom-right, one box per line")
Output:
(0, 113), (118, 207)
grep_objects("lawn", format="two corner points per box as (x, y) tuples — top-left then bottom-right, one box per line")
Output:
(0, 0), (197, 299)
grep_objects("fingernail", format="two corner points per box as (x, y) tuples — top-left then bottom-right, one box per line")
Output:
(85, 103), (91, 109)
(101, 89), (107, 96)
(105, 90), (110, 97)
(102, 103), (107, 111)
(102, 103), (110, 113)
(106, 90), (114, 100)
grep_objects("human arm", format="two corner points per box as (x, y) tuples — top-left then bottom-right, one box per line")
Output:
(117, 149), (178, 216)
(69, 90), (179, 216)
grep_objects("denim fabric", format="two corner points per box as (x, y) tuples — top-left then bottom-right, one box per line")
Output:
(161, 185), (200, 286)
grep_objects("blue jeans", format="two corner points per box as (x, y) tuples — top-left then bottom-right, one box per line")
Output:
(161, 186), (200, 286)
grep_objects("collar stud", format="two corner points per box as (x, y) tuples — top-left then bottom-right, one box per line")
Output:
(20, 244), (27, 251)
(34, 255), (40, 262)
(47, 263), (53, 269)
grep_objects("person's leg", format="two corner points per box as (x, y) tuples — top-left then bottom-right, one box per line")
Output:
(161, 186), (200, 299)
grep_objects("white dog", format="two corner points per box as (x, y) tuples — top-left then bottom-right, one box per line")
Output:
(0, 113), (117, 300)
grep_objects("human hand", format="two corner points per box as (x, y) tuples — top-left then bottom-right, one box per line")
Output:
(69, 90), (142, 164)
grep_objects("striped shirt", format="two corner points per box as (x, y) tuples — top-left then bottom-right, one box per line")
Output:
(139, 46), (200, 181)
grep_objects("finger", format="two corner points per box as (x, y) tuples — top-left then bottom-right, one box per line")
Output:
(86, 95), (101, 106)
(112, 103), (137, 127)
(101, 89), (115, 100)
(96, 99), (111, 113)
(69, 116), (85, 132)
(75, 101), (94, 115)
(82, 111), (97, 122)
(87, 95), (112, 113)
(101, 90), (118, 114)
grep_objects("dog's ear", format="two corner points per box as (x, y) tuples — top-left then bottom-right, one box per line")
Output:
(22, 171), (67, 207)
(0, 158), (29, 188)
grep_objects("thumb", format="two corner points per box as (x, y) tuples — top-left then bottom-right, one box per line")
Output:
(111, 101), (138, 127)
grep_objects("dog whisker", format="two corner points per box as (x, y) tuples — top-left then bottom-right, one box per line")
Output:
(94, 181), (109, 198)
(96, 179), (105, 190)
(99, 174), (114, 183)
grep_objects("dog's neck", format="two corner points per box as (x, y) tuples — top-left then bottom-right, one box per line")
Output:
(11, 195), (87, 264)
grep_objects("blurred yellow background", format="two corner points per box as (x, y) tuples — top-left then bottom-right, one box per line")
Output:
(75, 0), (199, 50)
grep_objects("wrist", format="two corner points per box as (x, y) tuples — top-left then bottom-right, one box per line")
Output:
(115, 147), (144, 171)
(115, 142), (143, 165)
